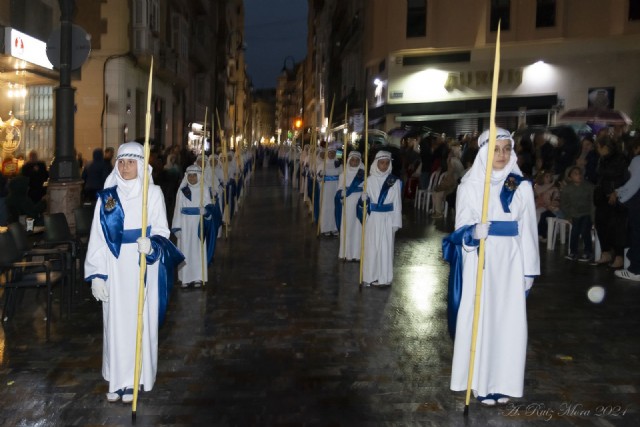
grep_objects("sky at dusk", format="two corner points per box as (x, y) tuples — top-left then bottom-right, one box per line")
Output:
(244, 0), (308, 89)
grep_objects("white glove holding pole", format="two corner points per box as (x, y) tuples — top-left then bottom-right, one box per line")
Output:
(137, 236), (153, 255)
(200, 206), (206, 215)
(472, 222), (490, 240)
(91, 278), (109, 302)
(361, 193), (367, 202)
(524, 276), (534, 291)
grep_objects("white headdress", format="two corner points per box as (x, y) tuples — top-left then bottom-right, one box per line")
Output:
(103, 142), (153, 199)
(461, 127), (521, 185)
(370, 150), (392, 177)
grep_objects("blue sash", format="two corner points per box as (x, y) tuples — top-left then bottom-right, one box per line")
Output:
(370, 202), (393, 213)
(98, 186), (125, 258)
(334, 172), (365, 230)
(122, 226), (151, 244)
(181, 185), (192, 201)
(442, 220), (519, 339)
(500, 173), (525, 213)
(181, 207), (201, 215)
(323, 175), (339, 182)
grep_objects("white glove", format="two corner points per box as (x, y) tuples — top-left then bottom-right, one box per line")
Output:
(137, 237), (153, 255)
(91, 278), (109, 302)
(524, 276), (534, 291)
(361, 193), (368, 201)
(200, 206), (206, 215)
(472, 222), (490, 240)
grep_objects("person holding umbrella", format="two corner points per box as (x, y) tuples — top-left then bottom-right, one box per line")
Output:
(447, 128), (539, 406)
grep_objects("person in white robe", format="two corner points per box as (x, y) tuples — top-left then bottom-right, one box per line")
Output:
(360, 150), (402, 286)
(172, 165), (216, 287)
(84, 142), (183, 403)
(336, 151), (365, 260)
(316, 144), (342, 235)
(446, 128), (539, 406)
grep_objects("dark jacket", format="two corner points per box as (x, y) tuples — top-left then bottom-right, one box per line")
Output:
(6, 175), (46, 223)
(82, 149), (110, 194)
(21, 160), (49, 202)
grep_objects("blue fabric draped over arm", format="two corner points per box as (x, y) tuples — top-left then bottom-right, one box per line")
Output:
(147, 235), (185, 326)
(202, 203), (222, 263)
(442, 224), (474, 340)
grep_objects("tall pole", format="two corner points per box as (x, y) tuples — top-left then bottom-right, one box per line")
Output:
(200, 108), (208, 286)
(464, 23), (501, 417)
(132, 57), (154, 420)
(340, 102), (348, 260)
(216, 109), (230, 238)
(359, 103), (369, 287)
(50, 0), (79, 181)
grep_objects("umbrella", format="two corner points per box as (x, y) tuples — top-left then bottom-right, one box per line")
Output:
(559, 108), (632, 125)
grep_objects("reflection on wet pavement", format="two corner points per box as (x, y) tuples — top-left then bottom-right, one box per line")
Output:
(0, 167), (638, 426)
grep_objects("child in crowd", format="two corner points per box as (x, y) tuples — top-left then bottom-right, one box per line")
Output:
(560, 165), (595, 261)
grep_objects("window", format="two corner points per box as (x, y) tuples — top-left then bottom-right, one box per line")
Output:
(536, 0), (556, 27)
(406, 0), (427, 38)
(490, 0), (510, 31)
(630, 0), (640, 21)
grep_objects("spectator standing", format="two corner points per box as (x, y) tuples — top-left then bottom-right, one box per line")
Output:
(21, 150), (49, 203)
(611, 136), (640, 281)
(561, 166), (595, 261)
(82, 148), (110, 203)
(592, 136), (628, 267)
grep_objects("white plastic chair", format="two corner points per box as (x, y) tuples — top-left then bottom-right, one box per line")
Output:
(546, 217), (571, 250)
(425, 171), (444, 213)
(414, 189), (427, 210)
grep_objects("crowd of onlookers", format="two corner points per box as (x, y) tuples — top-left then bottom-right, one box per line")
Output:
(393, 124), (640, 277)
(2, 125), (639, 277)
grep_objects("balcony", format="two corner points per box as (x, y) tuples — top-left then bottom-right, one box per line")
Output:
(133, 28), (160, 67)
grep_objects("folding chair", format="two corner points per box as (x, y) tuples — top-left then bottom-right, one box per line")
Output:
(0, 230), (65, 340)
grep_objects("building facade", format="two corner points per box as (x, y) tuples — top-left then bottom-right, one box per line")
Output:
(302, 0), (640, 139)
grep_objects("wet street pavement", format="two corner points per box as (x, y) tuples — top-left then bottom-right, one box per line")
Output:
(1, 166), (639, 426)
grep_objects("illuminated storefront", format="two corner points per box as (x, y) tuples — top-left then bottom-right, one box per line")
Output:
(0, 27), (58, 165)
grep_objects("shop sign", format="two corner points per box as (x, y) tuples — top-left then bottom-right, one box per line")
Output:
(444, 68), (522, 91)
(4, 27), (54, 70)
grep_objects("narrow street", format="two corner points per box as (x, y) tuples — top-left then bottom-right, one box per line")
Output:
(0, 166), (639, 426)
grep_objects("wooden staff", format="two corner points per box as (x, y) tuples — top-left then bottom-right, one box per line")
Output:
(132, 56), (153, 420)
(464, 23), (501, 417)
(200, 108), (208, 286)
(340, 101), (348, 259)
(358, 103), (369, 286)
(310, 121), (318, 220)
(316, 96), (335, 236)
(216, 109), (229, 238)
